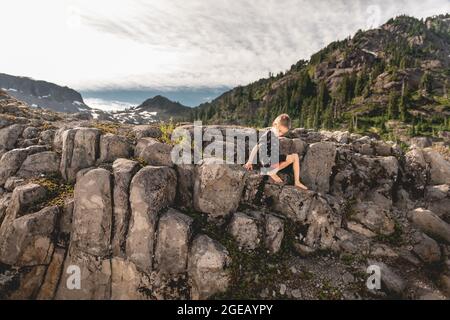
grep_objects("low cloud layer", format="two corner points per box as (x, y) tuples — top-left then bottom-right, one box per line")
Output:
(0, 0), (448, 91)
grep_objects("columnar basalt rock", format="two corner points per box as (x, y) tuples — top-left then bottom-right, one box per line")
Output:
(126, 166), (177, 272)
(193, 158), (247, 220)
(71, 168), (113, 257)
(1, 115), (450, 300)
(111, 159), (140, 257)
(188, 235), (232, 300)
(300, 142), (336, 194)
(17, 151), (60, 178)
(228, 212), (261, 250)
(154, 208), (193, 275)
(99, 133), (133, 164)
(60, 128), (101, 182)
(135, 137), (174, 167)
(0, 206), (58, 267)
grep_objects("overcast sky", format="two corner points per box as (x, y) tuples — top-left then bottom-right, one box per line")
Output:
(1, 0), (449, 92)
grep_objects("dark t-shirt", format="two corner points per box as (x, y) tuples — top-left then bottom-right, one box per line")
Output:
(257, 129), (285, 167)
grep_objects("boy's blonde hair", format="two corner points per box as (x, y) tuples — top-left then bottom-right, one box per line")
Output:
(273, 114), (291, 129)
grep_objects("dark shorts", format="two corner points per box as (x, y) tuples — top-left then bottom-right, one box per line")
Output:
(260, 154), (287, 168)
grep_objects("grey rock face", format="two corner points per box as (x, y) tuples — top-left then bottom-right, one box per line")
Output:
(154, 208), (193, 275)
(72, 168), (113, 257)
(55, 248), (111, 300)
(22, 127), (39, 139)
(265, 214), (285, 254)
(111, 159), (140, 256)
(17, 151), (60, 178)
(0, 148), (31, 186)
(0, 206), (58, 266)
(412, 232), (441, 263)
(193, 158), (246, 220)
(300, 142), (336, 193)
(228, 212), (260, 250)
(0, 124), (24, 150)
(423, 149), (450, 185)
(424, 184), (450, 217)
(126, 166), (177, 272)
(38, 130), (55, 146)
(352, 201), (395, 236)
(409, 208), (450, 243)
(131, 125), (162, 140)
(99, 133), (133, 164)
(135, 137), (173, 167)
(188, 235), (232, 300)
(265, 185), (340, 249)
(369, 261), (406, 296)
(111, 257), (151, 300)
(60, 128), (101, 182)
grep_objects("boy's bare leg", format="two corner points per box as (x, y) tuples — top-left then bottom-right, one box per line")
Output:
(274, 154), (308, 190)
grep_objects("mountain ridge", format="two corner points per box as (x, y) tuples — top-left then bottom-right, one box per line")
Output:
(192, 14), (450, 142)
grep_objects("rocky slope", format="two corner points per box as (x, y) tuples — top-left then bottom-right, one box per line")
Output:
(1, 91), (450, 300)
(0, 73), (91, 114)
(194, 15), (450, 141)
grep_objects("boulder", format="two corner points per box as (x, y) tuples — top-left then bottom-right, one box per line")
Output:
(0, 183), (47, 234)
(135, 137), (173, 167)
(60, 128), (101, 182)
(38, 130), (55, 145)
(17, 151), (60, 178)
(228, 212), (260, 250)
(368, 261), (406, 296)
(22, 127), (39, 139)
(0, 193), (11, 225)
(351, 202), (395, 236)
(193, 158), (246, 220)
(265, 214), (285, 254)
(0, 148), (30, 186)
(0, 124), (24, 150)
(154, 208), (193, 275)
(55, 248), (111, 300)
(265, 185), (340, 249)
(36, 248), (66, 300)
(111, 159), (140, 256)
(0, 206), (58, 267)
(412, 232), (441, 263)
(423, 149), (450, 185)
(300, 142), (336, 193)
(424, 184), (450, 217)
(126, 166), (177, 272)
(71, 168), (113, 257)
(111, 257), (151, 300)
(240, 171), (265, 207)
(131, 125), (162, 140)
(409, 208), (450, 243)
(98, 133), (133, 164)
(6, 266), (47, 300)
(188, 235), (232, 300)
(410, 137), (432, 148)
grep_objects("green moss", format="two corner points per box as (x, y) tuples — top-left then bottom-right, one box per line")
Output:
(375, 221), (404, 247)
(93, 121), (121, 135)
(184, 210), (299, 300)
(30, 174), (74, 210)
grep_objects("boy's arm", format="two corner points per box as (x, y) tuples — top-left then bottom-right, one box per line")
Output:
(247, 144), (259, 165)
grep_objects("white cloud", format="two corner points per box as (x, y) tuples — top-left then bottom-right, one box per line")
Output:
(0, 0), (448, 91)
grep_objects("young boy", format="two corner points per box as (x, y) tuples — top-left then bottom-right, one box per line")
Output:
(244, 114), (308, 190)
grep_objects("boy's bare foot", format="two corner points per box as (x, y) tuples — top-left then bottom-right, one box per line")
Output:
(269, 173), (284, 185)
(295, 181), (308, 190)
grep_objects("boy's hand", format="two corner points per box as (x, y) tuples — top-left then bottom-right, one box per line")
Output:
(244, 162), (253, 171)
